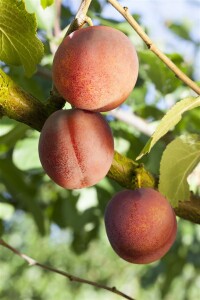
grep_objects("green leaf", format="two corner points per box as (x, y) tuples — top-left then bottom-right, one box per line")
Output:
(0, 203), (14, 220)
(0, 0), (44, 76)
(159, 135), (200, 207)
(90, 0), (102, 13)
(169, 23), (191, 41)
(25, 0), (55, 32)
(50, 193), (79, 229)
(71, 207), (100, 254)
(40, 0), (54, 9)
(0, 117), (18, 136)
(138, 50), (187, 94)
(13, 131), (41, 170)
(0, 157), (45, 235)
(137, 96), (200, 160)
(0, 123), (29, 155)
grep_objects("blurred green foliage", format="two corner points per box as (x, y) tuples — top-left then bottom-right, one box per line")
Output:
(0, 212), (200, 299)
(0, 0), (200, 299)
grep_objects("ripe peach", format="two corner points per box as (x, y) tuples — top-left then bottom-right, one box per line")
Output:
(104, 188), (177, 264)
(39, 109), (114, 189)
(52, 26), (139, 112)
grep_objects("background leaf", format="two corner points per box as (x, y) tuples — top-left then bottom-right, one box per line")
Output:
(0, 123), (29, 154)
(13, 131), (41, 171)
(1, 1), (200, 299)
(159, 135), (200, 207)
(138, 50), (188, 94)
(0, 0), (44, 76)
(25, 0), (55, 32)
(168, 23), (191, 41)
(40, 0), (54, 9)
(137, 96), (200, 159)
(0, 157), (45, 234)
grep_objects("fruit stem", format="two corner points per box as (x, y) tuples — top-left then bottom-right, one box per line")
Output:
(107, 152), (155, 189)
(66, 0), (93, 35)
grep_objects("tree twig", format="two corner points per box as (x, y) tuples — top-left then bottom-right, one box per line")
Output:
(0, 69), (65, 131)
(1, 68), (200, 224)
(1, 1), (200, 224)
(109, 108), (155, 136)
(66, 0), (93, 35)
(0, 239), (135, 300)
(107, 0), (200, 95)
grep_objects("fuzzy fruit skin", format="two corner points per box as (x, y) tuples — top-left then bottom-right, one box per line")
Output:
(104, 188), (177, 264)
(39, 109), (114, 189)
(52, 26), (139, 112)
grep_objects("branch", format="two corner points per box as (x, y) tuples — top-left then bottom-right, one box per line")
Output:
(109, 108), (155, 136)
(0, 1), (200, 224)
(107, 151), (155, 189)
(174, 194), (200, 224)
(0, 239), (135, 300)
(107, 0), (200, 95)
(109, 109), (173, 145)
(0, 69), (47, 131)
(0, 69), (65, 131)
(66, 0), (93, 35)
(0, 68), (200, 223)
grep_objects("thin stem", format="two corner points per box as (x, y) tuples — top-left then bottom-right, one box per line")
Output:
(107, 0), (200, 95)
(66, 0), (93, 35)
(76, 0), (93, 20)
(0, 239), (135, 300)
(85, 16), (93, 26)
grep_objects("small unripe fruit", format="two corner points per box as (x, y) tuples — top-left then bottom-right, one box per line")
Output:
(52, 26), (139, 112)
(104, 188), (177, 264)
(39, 109), (114, 189)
